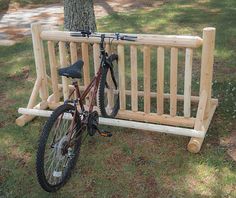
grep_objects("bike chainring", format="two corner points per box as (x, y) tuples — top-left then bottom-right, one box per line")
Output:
(87, 111), (99, 136)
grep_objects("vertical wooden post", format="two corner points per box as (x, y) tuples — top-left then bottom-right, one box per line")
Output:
(184, 48), (193, 117)
(199, 27), (216, 119)
(188, 27), (216, 153)
(82, 42), (90, 105)
(188, 91), (208, 153)
(93, 43), (100, 74)
(26, 78), (42, 109)
(15, 23), (49, 126)
(31, 23), (48, 102)
(170, 47), (178, 116)
(59, 41), (70, 100)
(157, 47), (164, 115)
(105, 43), (114, 109)
(143, 46), (151, 114)
(118, 44), (126, 110)
(48, 41), (60, 103)
(131, 45), (138, 112)
(82, 42), (90, 86)
(70, 42), (78, 64)
(70, 42), (79, 99)
(93, 43), (100, 106)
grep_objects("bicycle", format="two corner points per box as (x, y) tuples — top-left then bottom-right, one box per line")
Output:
(36, 31), (137, 192)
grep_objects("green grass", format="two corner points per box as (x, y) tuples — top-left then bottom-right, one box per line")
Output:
(98, 0), (236, 77)
(1, 0), (236, 197)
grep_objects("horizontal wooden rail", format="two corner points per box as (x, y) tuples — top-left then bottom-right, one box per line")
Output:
(117, 110), (195, 128)
(18, 108), (205, 138)
(58, 83), (218, 105)
(41, 30), (203, 48)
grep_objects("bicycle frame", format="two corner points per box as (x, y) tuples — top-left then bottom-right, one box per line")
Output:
(65, 57), (106, 145)
(72, 65), (102, 113)
(67, 34), (111, 115)
(68, 50), (109, 116)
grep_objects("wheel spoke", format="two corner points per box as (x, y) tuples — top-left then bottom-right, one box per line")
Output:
(46, 148), (57, 183)
(45, 117), (74, 185)
(37, 104), (83, 191)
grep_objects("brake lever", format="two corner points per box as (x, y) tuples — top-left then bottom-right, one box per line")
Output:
(77, 30), (92, 37)
(115, 32), (120, 40)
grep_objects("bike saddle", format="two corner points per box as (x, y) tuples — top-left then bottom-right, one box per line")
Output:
(58, 60), (84, 79)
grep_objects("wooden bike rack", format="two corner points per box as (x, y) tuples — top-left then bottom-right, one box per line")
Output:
(16, 23), (218, 153)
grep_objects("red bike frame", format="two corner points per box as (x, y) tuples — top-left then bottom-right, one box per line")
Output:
(65, 64), (103, 144)
(69, 64), (103, 113)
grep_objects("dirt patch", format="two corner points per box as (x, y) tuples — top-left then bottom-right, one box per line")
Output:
(11, 146), (31, 167)
(0, 153), (9, 185)
(30, 11), (64, 24)
(227, 131), (236, 161)
(0, 92), (9, 121)
(145, 176), (160, 197)
(106, 149), (132, 170)
(220, 130), (236, 161)
(215, 62), (236, 75)
(8, 66), (30, 81)
(0, 27), (29, 40)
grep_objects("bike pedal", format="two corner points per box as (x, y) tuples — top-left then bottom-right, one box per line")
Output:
(100, 131), (112, 137)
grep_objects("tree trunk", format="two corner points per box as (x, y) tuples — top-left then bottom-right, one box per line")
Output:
(64, 0), (97, 32)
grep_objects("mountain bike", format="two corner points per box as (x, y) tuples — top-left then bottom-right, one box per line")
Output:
(36, 31), (136, 192)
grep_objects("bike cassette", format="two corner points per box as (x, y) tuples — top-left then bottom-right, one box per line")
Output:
(87, 111), (99, 136)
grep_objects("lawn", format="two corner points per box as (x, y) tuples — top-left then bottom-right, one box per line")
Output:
(0, 0), (236, 197)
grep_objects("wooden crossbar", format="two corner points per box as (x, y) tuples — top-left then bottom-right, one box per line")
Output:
(18, 108), (205, 138)
(41, 31), (203, 48)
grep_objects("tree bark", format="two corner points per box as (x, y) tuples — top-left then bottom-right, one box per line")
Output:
(64, 0), (97, 32)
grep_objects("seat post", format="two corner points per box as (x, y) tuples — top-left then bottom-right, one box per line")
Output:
(72, 80), (78, 87)
(72, 79), (81, 100)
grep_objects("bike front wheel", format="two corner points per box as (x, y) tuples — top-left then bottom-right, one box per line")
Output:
(98, 54), (119, 118)
(36, 104), (83, 192)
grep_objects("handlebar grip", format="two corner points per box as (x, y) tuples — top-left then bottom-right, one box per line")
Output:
(123, 38), (136, 41)
(79, 30), (92, 35)
(124, 35), (137, 39)
(70, 33), (83, 37)
(120, 36), (137, 42)
(70, 30), (92, 37)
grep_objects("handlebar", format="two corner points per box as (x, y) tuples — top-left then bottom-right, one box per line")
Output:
(70, 31), (137, 42)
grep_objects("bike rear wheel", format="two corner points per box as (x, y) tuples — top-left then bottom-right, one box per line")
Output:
(98, 54), (119, 118)
(36, 104), (83, 192)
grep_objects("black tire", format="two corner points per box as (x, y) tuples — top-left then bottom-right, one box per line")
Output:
(36, 104), (83, 192)
(98, 54), (119, 118)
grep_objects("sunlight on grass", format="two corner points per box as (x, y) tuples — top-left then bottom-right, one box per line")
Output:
(187, 164), (218, 196)
(97, 0), (236, 70)
(184, 163), (236, 197)
(215, 48), (235, 64)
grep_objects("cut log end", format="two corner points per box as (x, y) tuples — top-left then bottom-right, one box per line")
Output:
(187, 137), (204, 153)
(16, 115), (36, 127)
